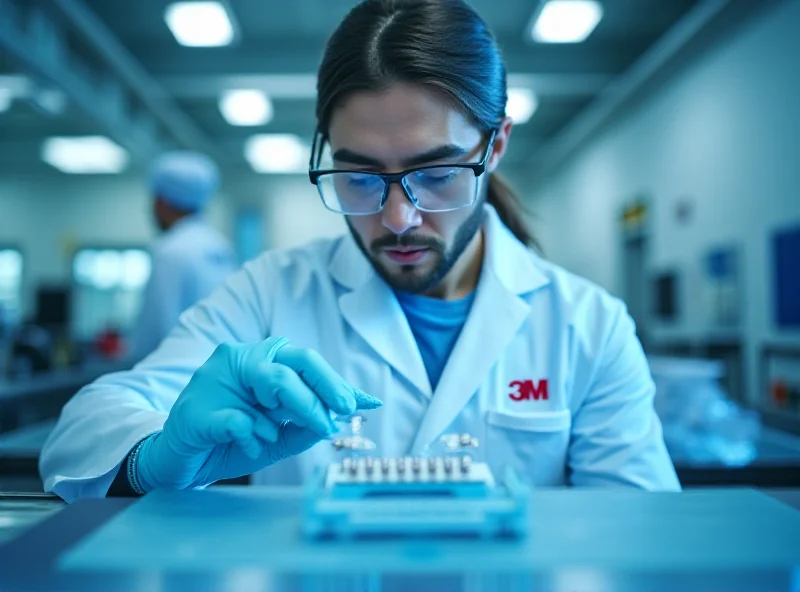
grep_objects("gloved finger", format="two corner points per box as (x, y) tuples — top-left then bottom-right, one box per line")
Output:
(244, 362), (337, 437)
(275, 346), (382, 415)
(263, 408), (332, 440)
(253, 415), (280, 443)
(353, 388), (383, 410)
(270, 423), (324, 463)
(206, 409), (264, 460)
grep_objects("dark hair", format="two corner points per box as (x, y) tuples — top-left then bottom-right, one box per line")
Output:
(315, 0), (537, 248)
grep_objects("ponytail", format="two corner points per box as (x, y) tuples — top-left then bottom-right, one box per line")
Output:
(487, 173), (540, 252)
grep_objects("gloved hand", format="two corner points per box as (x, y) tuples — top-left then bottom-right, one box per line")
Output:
(135, 336), (382, 491)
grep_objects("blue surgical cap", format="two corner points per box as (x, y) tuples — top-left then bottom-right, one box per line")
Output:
(149, 151), (220, 212)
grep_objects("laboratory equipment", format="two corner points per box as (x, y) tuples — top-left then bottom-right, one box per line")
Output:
(304, 416), (529, 539)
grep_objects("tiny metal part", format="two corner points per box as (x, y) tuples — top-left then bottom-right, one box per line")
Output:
(350, 415), (363, 434)
(364, 456), (375, 474)
(443, 457), (453, 473)
(342, 457), (353, 473)
(460, 433), (479, 448)
(411, 458), (421, 473)
(349, 458), (359, 476)
(460, 454), (472, 474)
(439, 434), (461, 452)
(396, 457), (406, 473)
(381, 458), (391, 474)
(331, 435), (376, 452)
(428, 457), (437, 472)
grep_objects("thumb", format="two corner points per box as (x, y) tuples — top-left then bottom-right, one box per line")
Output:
(206, 409), (263, 460)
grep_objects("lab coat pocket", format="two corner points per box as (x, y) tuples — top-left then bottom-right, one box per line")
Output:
(484, 409), (572, 486)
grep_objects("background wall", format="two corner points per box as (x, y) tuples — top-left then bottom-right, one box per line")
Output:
(0, 174), (231, 318)
(531, 0), (800, 405)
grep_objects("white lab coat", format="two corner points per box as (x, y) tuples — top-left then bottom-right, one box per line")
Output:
(41, 206), (680, 501)
(129, 215), (237, 361)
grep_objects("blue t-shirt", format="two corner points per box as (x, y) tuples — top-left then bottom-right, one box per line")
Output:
(394, 290), (476, 391)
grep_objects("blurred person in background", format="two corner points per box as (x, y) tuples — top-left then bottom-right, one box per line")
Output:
(41, 0), (679, 501)
(129, 152), (237, 361)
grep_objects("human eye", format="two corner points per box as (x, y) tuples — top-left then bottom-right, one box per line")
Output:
(415, 167), (460, 186)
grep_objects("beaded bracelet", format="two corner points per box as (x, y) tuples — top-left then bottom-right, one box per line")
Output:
(126, 434), (154, 496)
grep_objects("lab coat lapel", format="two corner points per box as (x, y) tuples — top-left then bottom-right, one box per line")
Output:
(410, 206), (551, 453)
(330, 235), (432, 398)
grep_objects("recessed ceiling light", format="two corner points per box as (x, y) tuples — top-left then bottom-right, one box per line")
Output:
(506, 88), (539, 124)
(531, 0), (603, 43)
(164, 2), (235, 47)
(220, 89), (274, 126)
(244, 134), (309, 174)
(41, 136), (129, 174)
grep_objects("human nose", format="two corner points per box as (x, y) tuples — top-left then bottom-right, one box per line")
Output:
(380, 183), (423, 235)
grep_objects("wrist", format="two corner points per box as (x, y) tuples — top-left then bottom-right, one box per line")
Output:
(130, 432), (161, 494)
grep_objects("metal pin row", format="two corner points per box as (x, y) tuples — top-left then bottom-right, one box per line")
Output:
(340, 455), (472, 476)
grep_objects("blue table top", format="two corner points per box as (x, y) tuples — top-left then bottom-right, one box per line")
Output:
(62, 487), (800, 573)
(2, 487), (800, 592)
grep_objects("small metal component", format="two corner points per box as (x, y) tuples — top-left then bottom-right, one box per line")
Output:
(349, 458), (359, 476)
(439, 434), (461, 452)
(330, 435), (376, 453)
(350, 415), (363, 434)
(439, 433), (479, 454)
(411, 457), (421, 474)
(460, 454), (472, 474)
(364, 456), (375, 474)
(460, 433), (479, 448)
(428, 457), (437, 473)
(381, 458), (391, 474)
(342, 457), (354, 473)
(443, 457), (453, 473)
(396, 457), (406, 474)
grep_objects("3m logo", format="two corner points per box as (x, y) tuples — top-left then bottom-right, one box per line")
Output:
(508, 379), (548, 401)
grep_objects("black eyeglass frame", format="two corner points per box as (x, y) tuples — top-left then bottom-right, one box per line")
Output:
(307, 128), (498, 215)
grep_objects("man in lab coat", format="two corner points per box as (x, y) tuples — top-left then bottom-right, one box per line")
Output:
(129, 151), (237, 362)
(40, 0), (680, 501)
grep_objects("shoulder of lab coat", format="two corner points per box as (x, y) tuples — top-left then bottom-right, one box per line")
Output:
(129, 216), (237, 361)
(524, 257), (680, 490)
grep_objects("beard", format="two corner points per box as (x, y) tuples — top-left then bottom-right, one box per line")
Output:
(347, 199), (486, 294)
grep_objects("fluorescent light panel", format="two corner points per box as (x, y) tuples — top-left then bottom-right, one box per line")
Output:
(532, 0), (603, 43)
(220, 89), (273, 126)
(506, 88), (539, 124)
(245, 134), (308, 174)
(41, 136), (129, 174)
(165, 2), (235, 47)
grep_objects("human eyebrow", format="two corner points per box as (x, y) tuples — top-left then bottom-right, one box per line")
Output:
(331, 144), (469, 170)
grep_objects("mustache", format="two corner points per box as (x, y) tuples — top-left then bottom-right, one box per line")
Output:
(370, 233), (445, 254)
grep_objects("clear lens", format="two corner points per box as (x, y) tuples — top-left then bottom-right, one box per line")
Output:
(317, 172), (385, 214)
(403, 166), (478, 211)
(315, 166), (478, 214)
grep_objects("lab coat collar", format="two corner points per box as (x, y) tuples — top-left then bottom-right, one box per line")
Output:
(331, 233), (432, 397)
(329, 205), (551, 437)
(408, 206), (551, 452)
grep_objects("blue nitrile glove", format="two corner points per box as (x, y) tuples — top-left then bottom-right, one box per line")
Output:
(135, 337), (382, 491)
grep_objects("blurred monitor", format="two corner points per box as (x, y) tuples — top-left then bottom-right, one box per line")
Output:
(654, 272), (679, 321)
(774, 226), (800, 328)
(71, 247), (151, 341)
(35, 286), (71, 327)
